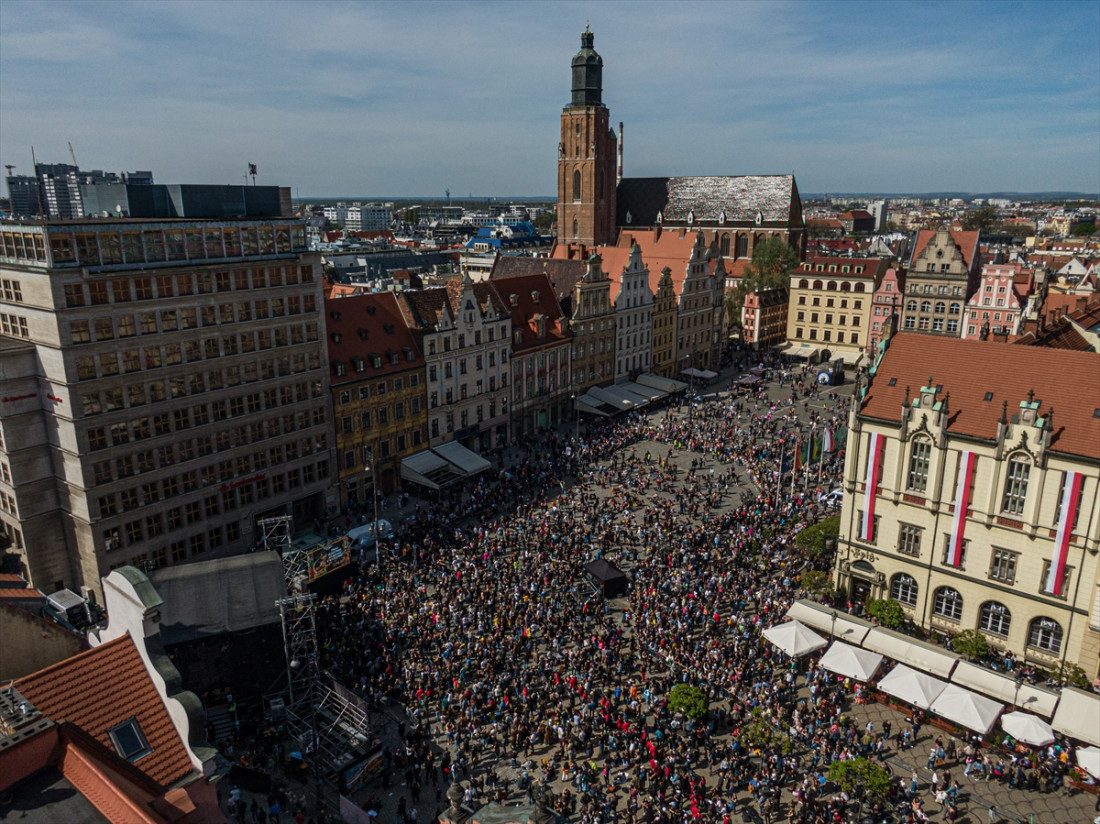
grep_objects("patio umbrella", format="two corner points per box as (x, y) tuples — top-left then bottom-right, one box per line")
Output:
(877, 664), (947, 710)
(930, 684), (1003, 735)
(818, 641), (883, 682)
(1000, 711), (1055, 747)
(1077, 746), (1100, 779)
(761, 619), (827, 657)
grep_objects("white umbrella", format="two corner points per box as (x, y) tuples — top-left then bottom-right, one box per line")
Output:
(1001, 711), (1055, 747)
(877, 664), (947, 710)
(930, 684), (1003, 735)
(762, 619), (827, 657)
(1077, 746), (1100, 779)
(819, 641), (883, 682)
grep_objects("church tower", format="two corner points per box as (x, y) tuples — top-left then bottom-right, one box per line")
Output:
(556, 27), (617, 251)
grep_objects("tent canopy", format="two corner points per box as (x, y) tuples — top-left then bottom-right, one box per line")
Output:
(432, 440), (491, 476)
(862, 626), (960, 678)
(1000, 711), (1055, 747)
(1052, 687), (1100, 746)
(950, 661), (1059, 718)
(619, 381), (665, 402)
(818, 641), (883, 682)
(575, 395), (612, 417)
(401, 449), (459, 489)
(585, 559), (628, 598)
(930, 684), (1003, 734)
(785, 600), (872, 645)
(761, 620), (828, 657)
(150, 551), (285, 645)
(636, 373), (687, 393)
(877, 664), (948, 710)
(1077, 746), (1100, 779)
(736, 374), (763, 385)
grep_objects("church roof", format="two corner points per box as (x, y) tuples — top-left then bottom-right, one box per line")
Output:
(616, 175), (799, 226)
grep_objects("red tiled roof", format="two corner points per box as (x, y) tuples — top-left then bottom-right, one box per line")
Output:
(610, 228), (722, 296)
(798, 255), (891, 279)
(325, 292), (422, 385)
(862, 333), (1100, 460)
(15, 634), (194, 787)
(490, 272), (571, 353)
(911, 229), (980, 270)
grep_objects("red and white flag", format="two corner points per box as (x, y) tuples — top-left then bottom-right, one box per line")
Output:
(946, 451), (976, 567)
(1046, 471), (1084, 595)
(860, 432), (885, 542)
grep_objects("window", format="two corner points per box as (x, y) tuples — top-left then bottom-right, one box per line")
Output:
(896, 523), (923, 556)
(1001, 455), (1030, 515)
(932, 587), (963, 621)
(108, 718), (152, 762)
(1039, 560), (1073, 598)
(979, 602), (1011, 637)
(890, 573), (918, 607)
(1027, 617), (1062, 653)
(906, 438), (931, 492)
(572, 169), (581, 202)
(988, 548), (1017, 584)
(939, 535), (969, 568)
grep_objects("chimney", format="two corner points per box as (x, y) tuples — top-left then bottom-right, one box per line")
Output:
(617, 121), (624, 184)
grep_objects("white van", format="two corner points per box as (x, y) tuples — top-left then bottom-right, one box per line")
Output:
(347, 519), (394, 553)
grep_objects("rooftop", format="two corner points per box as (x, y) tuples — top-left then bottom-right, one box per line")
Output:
(616, 174), (800, 226)
(862, 333), (1100, 460)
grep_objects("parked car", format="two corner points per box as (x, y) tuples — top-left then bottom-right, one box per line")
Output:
(818, 488), (843, 508)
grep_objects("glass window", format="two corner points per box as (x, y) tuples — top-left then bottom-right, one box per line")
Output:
(1001, 456), (1030, 515)
(932, 587), (963, 621)
(1027, 617), (1062, 653)
(897, 523), (923, 556)
(890, 573), (918, 607)
(989, 548), (1017, 584)
(979, 602), (1011, 637)
(906, 439), (931, 492)
(108, 718), (151, 762)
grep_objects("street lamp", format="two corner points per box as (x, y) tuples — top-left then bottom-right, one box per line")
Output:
(830, 609), (838, 639)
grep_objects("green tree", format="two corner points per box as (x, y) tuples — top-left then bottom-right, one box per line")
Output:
(532, 211), (555, 232)
(866, 598), (906, 630)
(740, 710), (795, 755)
(795, 514), (841, 561)
(827, 758), (893, 800)
(727, 236), (801, 329)
(799, 570), (834, 601)
(962, 204), (998, 233)
(1071, 220), (1096, 237)
(1053, 661), (1089, 688)
(668, 683), (708, 720)
(951, 629), (989, 661)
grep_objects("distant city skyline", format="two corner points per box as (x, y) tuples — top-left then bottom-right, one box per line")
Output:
(2, 0), (1098, 198)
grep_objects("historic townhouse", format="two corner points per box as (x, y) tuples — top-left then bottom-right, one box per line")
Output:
(650, 267), (678, 378)
(786, 255), (890, 365)
(399, 278), (511, 452)
(492, 272), (573, 435)
(902, 229), (981, 337)
(569, 254), (616, 392)
(604, 243), (654, 381)
(963, 262), (1030, 339)
(836, 333), (1100, 679)
(741, 286), (789, 351)
(0, 218), (334, 597)
(325, 291), (427, 502)
(866, 267), (905, 356)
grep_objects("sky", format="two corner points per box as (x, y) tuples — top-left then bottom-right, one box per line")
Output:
(1, 0), (1098, 198)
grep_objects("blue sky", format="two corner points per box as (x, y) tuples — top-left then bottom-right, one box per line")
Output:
(1, 0), (1097, 197)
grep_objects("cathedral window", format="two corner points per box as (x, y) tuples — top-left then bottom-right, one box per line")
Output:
(573, 169), (581, 202)
(719, 233), (730, 256)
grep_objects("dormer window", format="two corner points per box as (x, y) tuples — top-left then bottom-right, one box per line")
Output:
(371, 355), (382, 368)
(509, 293), (518, 307)
(334, 362), (347, 376)
(330, 333), (341, 343)
(531, 290), (540, 302)
(353, 357), (365, 372)
(514, 329), (522, 345)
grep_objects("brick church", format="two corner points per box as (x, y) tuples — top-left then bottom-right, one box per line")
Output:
(555, 27), (806, 266)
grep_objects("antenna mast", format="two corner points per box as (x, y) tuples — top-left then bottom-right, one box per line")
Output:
(68, 141), (78, 167)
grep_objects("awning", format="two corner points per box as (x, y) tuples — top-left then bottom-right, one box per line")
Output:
(862, 626), (960, 678)
(432, 440), (491, 476)
(761, 620), (828, 657)
(1078, 746), (1100, 779)
(636, 373), (688, 393)
(830, 349), (864, 366)
(950, 661), (1059, 718)
(1000, 711), (1055, 747)
(930, 684), (1003, 734)
(601, 384), (651, 408)
(877, 664), (948, 710)
(589, 386), (636, 411)
(1052, 687), (1100, 746)
(575, 396), (612, 417)
(784, 600), (871, 645)
(736, 374), (763, 385)
(818, 641), (883, 682)
(696, 368), (718, 379)
(620, 381), (665, 402)
(781, 342), (819, 358)
(400, 449), (456, 490)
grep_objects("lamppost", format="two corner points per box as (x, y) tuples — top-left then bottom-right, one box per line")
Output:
(830, 609), (838, 640)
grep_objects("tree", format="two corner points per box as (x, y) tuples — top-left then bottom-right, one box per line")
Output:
(962, 204), (998, 233)
(799, 570), (833, 601)
(951, 629), (989, 661)
(727, 236), (801, 328)
(532, 211), (555, 232)
(795, 515), (841, 561)
(866, 598), (906, 630)
(668, 683), (708, 720)
(740, 710), (795, 755)
(1071, 220), (1096, 237)
(827, 758), (893, 800)
(1053, 661), (1089, 689)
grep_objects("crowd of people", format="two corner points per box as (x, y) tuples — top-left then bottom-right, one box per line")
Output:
(224, 359), (1094, 824)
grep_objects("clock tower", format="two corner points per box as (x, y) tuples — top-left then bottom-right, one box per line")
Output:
(556, 27), (617, 251)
